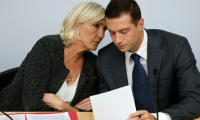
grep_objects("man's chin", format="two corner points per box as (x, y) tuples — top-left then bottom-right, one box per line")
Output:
(118, 48), (128, 52)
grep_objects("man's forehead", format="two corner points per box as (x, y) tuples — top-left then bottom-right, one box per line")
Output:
(106, 15), (133, 32)
(106, 13), (131, 21)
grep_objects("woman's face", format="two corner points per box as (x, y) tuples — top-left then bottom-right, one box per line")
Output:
(77, 18), (106, 50)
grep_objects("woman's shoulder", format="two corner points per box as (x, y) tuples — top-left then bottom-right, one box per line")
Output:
(26, 34), (64, 63)
(36, 34), (63, 46)
(32, 34), (64, 54)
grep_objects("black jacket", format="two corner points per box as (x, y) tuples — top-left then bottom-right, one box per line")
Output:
(96, 29), (200, 120)
(0, 35), (98, 111)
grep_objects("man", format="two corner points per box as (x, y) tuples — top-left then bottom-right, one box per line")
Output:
(96, 0), (200, 120)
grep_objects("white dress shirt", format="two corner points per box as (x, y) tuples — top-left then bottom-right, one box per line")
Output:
(56, 74), (80, 105)
(125, 29), (171, 120)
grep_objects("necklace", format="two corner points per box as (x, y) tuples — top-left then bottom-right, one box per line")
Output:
(66, 48), (81, 83)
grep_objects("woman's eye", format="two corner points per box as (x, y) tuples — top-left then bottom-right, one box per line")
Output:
(93, 24), (99, 28)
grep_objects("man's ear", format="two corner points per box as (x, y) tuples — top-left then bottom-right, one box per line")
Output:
(74, 21), (79, 31)
(138, 18), (144, 31)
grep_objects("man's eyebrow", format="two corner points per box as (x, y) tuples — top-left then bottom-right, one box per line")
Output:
(119, 28), (130, 31)
(107, 29), (114, 32)
(107, 28), (130, 32)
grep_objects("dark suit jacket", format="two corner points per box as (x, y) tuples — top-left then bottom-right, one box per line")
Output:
(0, 35), (98, 111)
(96, 29), (200, 120)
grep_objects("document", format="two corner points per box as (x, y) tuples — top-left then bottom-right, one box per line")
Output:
(90, 85), (136, 120)
(26, 112), (71, 120)
(0, 114), (25, 120)
(0, 112), (78, 120)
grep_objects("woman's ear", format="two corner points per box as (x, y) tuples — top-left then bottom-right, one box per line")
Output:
(74, 21), (79, 31)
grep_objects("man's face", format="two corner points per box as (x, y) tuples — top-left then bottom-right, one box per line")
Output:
(106, 13), (144, 53)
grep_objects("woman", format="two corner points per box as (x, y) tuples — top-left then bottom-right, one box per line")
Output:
(0, 1), (106, 111)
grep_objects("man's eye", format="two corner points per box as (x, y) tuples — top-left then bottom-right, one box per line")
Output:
(121, 31), (127, 34)
(110, 32), (115, 35)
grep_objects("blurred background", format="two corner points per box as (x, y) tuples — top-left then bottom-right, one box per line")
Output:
(1, 0), (200, 72)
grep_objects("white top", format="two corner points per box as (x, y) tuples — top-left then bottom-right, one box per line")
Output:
(125, 29), (171, 120)
(55, 74), (80, 105)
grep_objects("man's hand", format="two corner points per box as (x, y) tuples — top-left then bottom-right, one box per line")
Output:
(74, 97), (92, 111)
(127, 110), (156, 120)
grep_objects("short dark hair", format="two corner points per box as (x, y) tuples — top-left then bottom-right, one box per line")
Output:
(105, 0), (141, 26)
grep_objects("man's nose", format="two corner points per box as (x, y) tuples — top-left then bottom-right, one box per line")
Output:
(115, 33), (122, 44)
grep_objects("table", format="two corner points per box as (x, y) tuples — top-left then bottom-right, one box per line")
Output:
(77, 112), (94, 120)
(1, 112), (200, 120)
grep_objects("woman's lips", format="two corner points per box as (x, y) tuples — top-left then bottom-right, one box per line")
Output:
(93, 41), (100, 45)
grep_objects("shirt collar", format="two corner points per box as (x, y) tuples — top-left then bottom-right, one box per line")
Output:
(125, 29), (147, 60)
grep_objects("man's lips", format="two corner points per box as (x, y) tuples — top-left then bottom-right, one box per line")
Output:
(118, 45), (126, 49)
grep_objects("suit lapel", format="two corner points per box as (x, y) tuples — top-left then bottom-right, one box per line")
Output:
(111, 53), (128, 88)
(146, 29), (163, 112)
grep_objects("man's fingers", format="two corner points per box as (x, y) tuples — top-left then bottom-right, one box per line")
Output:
(129, 110), (148, 118)
(126, 117), (139, 120)
(128, 110), (155, 120)
(140, 113), (151, 119)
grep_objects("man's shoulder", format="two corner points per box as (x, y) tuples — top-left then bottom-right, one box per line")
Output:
(98, 42), (120, 55)
(147, 29), (188, 46)
(147, 29), (185, 39)
(97, 42), (124, 62)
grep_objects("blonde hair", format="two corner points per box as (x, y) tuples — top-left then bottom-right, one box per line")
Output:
(59, 1), (105, 46)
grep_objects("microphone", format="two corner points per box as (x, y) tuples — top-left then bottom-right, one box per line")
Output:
(153, 68), (159, 120)
(0, 110), (13, 120)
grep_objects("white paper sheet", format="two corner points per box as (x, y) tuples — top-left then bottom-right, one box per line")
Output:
(0, 114), (25, 120)
(90, 85), (136, 120)
(26, 112), (71, 120)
